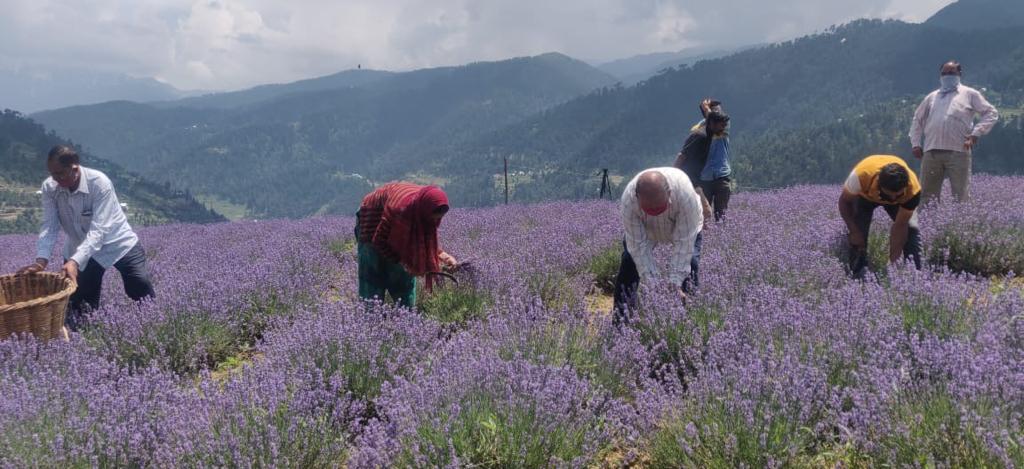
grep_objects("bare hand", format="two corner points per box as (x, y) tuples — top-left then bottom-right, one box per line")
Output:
(700, 98), (713, 117)
(62, 260), (79, 283)
(848, 231), (866, 250)
(696, 188), (713, 228)
(964, 136), (978, 152)
(438, 251), (458, 269)
(912, 147), (924, 159)
(16, 259), (47, 276)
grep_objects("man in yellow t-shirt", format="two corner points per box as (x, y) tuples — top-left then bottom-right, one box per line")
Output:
(838, 155), (923, 278)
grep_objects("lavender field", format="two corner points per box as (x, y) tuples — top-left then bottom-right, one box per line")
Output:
(1, 176), (1023, 468)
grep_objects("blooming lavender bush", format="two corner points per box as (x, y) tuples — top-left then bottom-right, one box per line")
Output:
(1, 177), (1023, 466)
(350, 337), (634, 468)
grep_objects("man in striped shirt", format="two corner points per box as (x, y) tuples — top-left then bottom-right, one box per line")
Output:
(16, 145), (155, 330)
(909, 60), (999, 204)
(613, 168), (704, 325)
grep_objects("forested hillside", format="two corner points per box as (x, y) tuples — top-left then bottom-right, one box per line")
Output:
(36, 53), (617, 217)
(32, 11), (1024, 214)
(0, 110), (223, 234)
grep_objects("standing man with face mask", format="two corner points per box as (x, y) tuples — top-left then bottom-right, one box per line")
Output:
(910, 61), (999, 204)
(16, 145), (155, 331)
(612, 168), (703, 325)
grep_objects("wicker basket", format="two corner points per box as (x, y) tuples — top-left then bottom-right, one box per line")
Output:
(0, 273), (77, 341)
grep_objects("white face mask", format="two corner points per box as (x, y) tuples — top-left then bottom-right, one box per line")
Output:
(940, 75), (961, 93)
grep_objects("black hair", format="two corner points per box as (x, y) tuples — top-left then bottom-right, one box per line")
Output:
(47, 145), (80, 167)
(878, 163), (909, 192)
(940, 61), (963, 74)
(706, 111), (730, 125)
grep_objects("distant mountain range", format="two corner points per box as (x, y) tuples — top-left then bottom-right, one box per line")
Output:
(16, 0), (1024, 219)
(34, 53), (616, 218)
(151, 69), (395, 111)
(0, 68), (200, 114)
(595, 44), (761, 84)
(925, 0), (1024, 31)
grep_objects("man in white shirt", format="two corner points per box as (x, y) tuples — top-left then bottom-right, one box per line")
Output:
(909, 61), (999, 204)
(17, 146), (155, 330)
(613, 168), (703, 325)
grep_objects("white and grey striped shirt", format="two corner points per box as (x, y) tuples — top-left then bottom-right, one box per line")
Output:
(620, 167), (703, 286)
(909, 84), (999, 153)
(36, 167), (139, 268)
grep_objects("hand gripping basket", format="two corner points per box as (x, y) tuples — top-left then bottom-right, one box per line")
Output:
(0, 273), (77, 341)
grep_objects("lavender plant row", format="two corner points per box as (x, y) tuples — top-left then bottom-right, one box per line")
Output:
(0, 177), (1022, 467)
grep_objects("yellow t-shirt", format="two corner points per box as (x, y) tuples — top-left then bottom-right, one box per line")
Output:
(844, 155), (921, 207)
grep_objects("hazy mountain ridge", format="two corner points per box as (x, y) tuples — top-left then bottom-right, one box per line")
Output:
(925, 0), (1024, 31)
(34, 53), (617, 217)
(0, 110), (224, 234)
(0, 68), (197, 114)
(422, 19), (1024, 204)
(23, 3), (1024, 216)
(596, 44), (761, 84)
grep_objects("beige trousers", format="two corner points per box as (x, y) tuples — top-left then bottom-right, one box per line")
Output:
(920, 150), (972, 204)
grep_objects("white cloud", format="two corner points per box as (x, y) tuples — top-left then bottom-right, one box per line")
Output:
(0, 0), (953, 90)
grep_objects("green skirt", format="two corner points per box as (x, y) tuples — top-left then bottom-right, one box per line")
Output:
(357, 241), (416, 307)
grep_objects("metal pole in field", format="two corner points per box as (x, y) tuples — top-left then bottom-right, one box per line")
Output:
(503, 156), (509, 205)
(599, 168), (609, 199)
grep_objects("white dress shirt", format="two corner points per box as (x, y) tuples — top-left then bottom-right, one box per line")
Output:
(620, 167), (703, 286)
(909, 84), (999, 153)
(36, 167), (139, 268)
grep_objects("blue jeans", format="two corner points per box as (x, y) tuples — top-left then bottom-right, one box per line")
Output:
(613, 232), (702, 325)
(67, 243), (155, 331)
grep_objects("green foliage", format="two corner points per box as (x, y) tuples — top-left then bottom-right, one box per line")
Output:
(634, 302), (724, 384)
(868, 389), (1023, 467)
(85, 310), (240, 376)
(586, 244), (621, 294)
(326, 237), (357, 262)
(34, 54), (616, 218)
(417, 283), (491, 326)
(0, 109), (224, 235)
(83, 293), (297, 376)
(200, 394), (348, 468)
(307, 342), (393, 402)
(499, 319), (633, 398)
(526, 271), (582, 312)
(398, 391), (599, 468)
(890, 294), (980, 340)
(29, 22), (1024, 213)
(928, 224), (1024, 276)
(237, 293), (301, 344)
(647, 398), (822, 468)
(866, 229), (891, 275)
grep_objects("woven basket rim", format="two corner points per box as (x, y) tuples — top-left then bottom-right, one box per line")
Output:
(0, 272), (78, 314)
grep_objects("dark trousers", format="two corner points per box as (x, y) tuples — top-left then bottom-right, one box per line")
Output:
(701, 177), (731, 222)
(848, 197), (922, 279)
(67, 243), (155, 331)
(613, 232), (702, 325)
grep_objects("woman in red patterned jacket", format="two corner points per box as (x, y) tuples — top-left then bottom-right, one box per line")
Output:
(355, 182), (458, 307)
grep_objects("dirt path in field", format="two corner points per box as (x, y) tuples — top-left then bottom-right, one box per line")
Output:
(585, 291), (614, 318)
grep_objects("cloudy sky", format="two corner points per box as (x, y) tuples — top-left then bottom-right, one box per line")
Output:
(1, 0), (953, 91)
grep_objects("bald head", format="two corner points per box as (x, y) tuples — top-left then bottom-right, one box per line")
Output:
(636, 170), (670, 213)
(637, 170), (668, 195)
